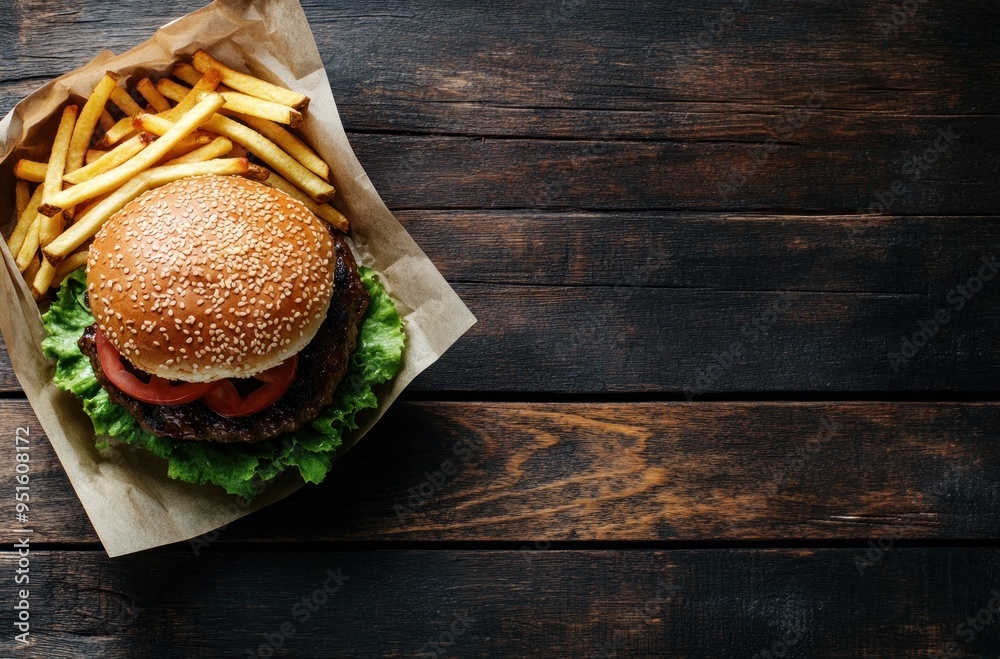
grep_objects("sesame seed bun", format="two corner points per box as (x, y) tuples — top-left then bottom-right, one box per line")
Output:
(87, 175), (336, 383)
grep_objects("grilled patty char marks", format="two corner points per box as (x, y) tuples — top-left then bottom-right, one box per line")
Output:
(78, 233), (370, 444)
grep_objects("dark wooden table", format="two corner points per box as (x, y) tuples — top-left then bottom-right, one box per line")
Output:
(2, 0), (1000, 656)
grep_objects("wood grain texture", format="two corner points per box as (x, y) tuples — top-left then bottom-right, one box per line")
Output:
(5, 211), (1000, 393)
(3, 548), (1000, 657)
(4, 399), (1000, 545)
(396, 212), (1000, 292)
(1, 2), (998, 214)
(414, 283), (1000, 393)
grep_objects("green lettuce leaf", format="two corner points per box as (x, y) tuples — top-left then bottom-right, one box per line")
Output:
(41, 267), (405, 500)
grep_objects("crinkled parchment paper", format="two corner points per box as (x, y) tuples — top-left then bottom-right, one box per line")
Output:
(0, 0), (475, 557)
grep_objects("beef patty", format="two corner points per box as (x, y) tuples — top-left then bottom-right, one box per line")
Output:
(78, 233), (370, 444)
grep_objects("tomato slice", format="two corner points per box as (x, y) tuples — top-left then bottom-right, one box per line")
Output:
(96, 330), (216, 405)
(201, 355), (298, 418)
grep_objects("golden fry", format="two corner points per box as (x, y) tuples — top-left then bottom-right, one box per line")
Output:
(192, 50), (309, 110)
(23, 254), (42, 296)
(44, 157), (252, 261)
(99, 109), (116, 132)
(137, 77), (172, 113)
(7, 185), (43, 256)
(32, 259), (55, 297)
(101, 86), (145, 147)
(52, 250), (90, 287)
(158, 79), (301, 127)
(237, 113), (329, 180)
(244, 164), (270, 181)
(38, 93), (226, 216)
(109, 86), (142, 117)
(156, 131), (215, 163)
(98, 116), (136, 147)
(172, 62), (208, 87)
(163, 136), (233, 165)
(16, 215), (40, 272)
(39, 104), (78, 245)
(67, 72), (120, 175)
(85, 149), (108, 165)
(138, 112), (335, 203)
(157, 68), (223, 122)
(14, 180), (30, 220)
(172, 62), (234, 93)
(263, 170), (348, 232)
(65, 135), (146, 185)
(14, 160), (47, 183)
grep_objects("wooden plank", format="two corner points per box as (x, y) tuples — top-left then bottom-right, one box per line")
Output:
(1, 4), (998, 213)
(4, 399), (1000, 545)
(347, 124), (996, 213)
(4, 1), (998, 118)
(2, 548), (1000, 657)
(6, 212), (1000, 393)
(414, 284), (1000, 393)
(396, 212), (1000, 292)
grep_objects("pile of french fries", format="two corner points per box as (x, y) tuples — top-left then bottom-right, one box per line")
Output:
(6, 49), (349, 300)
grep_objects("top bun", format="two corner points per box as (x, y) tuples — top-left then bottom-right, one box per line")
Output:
(87, 175), (336, 383)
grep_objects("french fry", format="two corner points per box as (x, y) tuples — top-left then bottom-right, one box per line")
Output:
(32, 259), (56, 297)
(191, 50), (309, 110)
(136, 77), (172, 113)
(67, 72), (121, 175)
(14, 180), (30, 220)
(52, 250), (90, 287)
(99, 116), (137, 147)
(163, 136), (233, 165)
(85, 149), (108, 165)
(7, 184), (43, 256)
(221, 93), (302, 127)
(192, 50), (309, 110)
(43, 157), (253, 261)
(109, 86), (142, 116)
(13, 159), (47, 183)
(156, 131), (215, 163)
(38, 104), (78, 245)
(16, 215), (40, 272)
(137, 112), (335, 203)
(23, 255), (42, 296)
(158, 68), (223, 123)
(65, 135), (146, 185)
(237, 113), (329, 180)
(172, 62), (215, 87)
(263, 171), (348, 232)
(158, 78), (302, 127)
(38, 93), (227, 216)
(99, 109), (116, 132)
(244, 164), (271, 181)
(101, 87), (145, 147)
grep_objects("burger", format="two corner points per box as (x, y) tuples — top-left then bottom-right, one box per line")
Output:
(41, 174), (404, 499)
